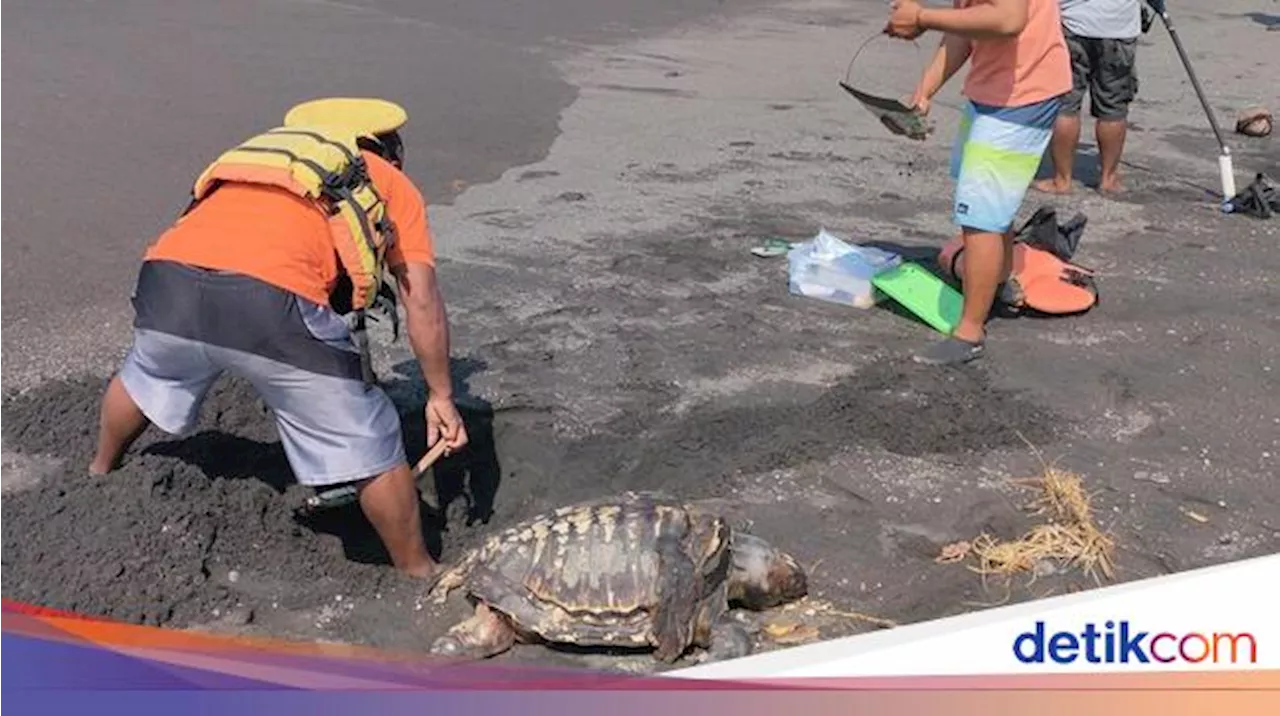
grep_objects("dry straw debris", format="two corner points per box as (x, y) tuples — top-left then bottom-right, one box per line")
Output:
(945, 440), (1117, 587)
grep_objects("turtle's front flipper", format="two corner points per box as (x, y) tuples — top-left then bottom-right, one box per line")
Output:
(704, 618), (753, 663)
(430, 602), (517, 660)
(651, 536), (700, 663)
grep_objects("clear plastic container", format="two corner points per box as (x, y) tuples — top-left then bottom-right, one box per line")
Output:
(787, 229), (901, 309)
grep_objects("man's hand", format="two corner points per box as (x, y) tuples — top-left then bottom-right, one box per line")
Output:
(909, 85), (932, 115)
(426, 395), (468, 454)
(885, 0), (926, 40)
(911, 87), (931, 116)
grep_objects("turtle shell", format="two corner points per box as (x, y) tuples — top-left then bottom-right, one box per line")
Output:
(445, 493), (733, 644)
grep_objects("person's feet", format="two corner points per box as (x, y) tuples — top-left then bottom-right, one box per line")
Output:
(403, 559), (445, 585)
(913, 335), (985, 366)
(1098, 174), (1125, 196)
(1036, 174), (1125, 196)
(87, 458), (117, 476)
(1032, 177), (1073, 195)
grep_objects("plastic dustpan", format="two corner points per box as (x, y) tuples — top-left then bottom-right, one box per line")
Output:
(838, 82), (932, 140)
(838, 32), (933, 141)
(872, 262), (963, 335)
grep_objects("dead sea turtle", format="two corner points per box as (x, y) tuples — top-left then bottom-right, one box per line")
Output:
(426, 492), (808, 663)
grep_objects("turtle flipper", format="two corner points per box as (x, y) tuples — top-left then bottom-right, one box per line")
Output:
(430, 602), (518, 660)
(650, 536), (701, 663)
(705, 618), (753, 663)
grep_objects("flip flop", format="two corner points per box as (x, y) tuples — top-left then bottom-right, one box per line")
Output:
(750, 238), (795, 258)
(912, 335), (985, 366)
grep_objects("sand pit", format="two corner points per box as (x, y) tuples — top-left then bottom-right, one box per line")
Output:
(0, 376), (425, 632)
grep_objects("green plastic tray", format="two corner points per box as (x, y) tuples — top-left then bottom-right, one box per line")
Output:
(872, 262), (964, 335)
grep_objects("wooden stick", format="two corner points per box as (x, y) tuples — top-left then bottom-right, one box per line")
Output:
(414, 439), (451, 510)
(413, 438), (451, 477)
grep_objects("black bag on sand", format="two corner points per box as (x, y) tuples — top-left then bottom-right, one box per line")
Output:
(1224, 173), (1280, 220)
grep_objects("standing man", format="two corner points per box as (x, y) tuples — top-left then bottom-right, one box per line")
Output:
(885, 0), (1073, 365)
(1033, 0), (1142, 195)
(87, 98), (468, 582)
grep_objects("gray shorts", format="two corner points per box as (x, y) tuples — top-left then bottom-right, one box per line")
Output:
(1061, 31), (1138, 120)
(119, 260), (406, 487)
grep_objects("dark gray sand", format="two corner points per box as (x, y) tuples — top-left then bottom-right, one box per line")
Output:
(1, 355), (1058, 644)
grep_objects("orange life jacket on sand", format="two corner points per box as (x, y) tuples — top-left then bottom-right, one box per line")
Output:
(939, 207), (1099, 316)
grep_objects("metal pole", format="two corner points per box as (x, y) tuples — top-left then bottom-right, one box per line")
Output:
(1146, 1), (1237, 202)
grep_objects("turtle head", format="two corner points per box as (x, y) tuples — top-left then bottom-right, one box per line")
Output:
(725, 532), (808, 610)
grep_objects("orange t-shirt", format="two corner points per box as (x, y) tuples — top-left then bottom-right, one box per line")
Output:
(144, 150), (436, 308)
(960, 0), (1073, 108)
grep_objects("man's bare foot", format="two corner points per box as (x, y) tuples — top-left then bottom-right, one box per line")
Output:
(403, 560), (446, 584)
(1098, 176), (1125, 195)
(1032, 178), (1073, 195)
(87, 459), (115, 476)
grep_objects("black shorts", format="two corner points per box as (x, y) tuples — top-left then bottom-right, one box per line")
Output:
(1060, 31), (1139, 121)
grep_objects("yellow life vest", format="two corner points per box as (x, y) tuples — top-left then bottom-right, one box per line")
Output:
(184, 125), (398, 314)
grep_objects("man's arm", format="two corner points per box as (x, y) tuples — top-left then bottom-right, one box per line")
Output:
(913, 32), (973, 110)
(393, 261), (452, 399)
(370, 150), (467, 452)
(917, 0), (1029, 40)
(391, 261), (467, 451)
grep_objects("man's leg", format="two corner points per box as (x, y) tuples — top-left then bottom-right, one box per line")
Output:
(355, 464), (437, 579)
(953, 228), (1008, 343)
(263, 375), (438, 579)
(1095, 118), (1128, 193)
(919, 99), (1057, 365)
(1034, 31), (1089, 195)
(917, 226), (1008, 365)
(1033, 113), (1082, 194)
(92, 329), (221, 473)
(89, 375), (151, 475)
(1091, 37), (1139, 194)
(228, 289), (439, 580)
(91, 261), (224, 475)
